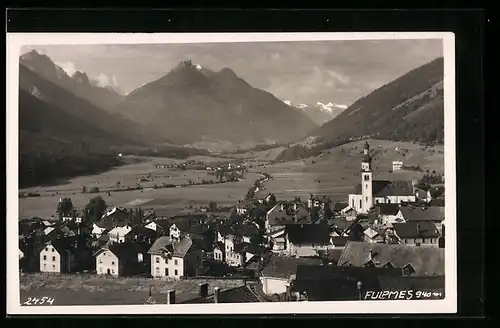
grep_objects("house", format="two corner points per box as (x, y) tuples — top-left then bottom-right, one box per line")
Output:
(268, 228), (287, 252)
(108, 224), (132, 244)
(94, 241), (142, 276)
(414, 188), (430, 203)
(339, 206), (357, 221)
(330, 236), (349, 249)
(265, 203), (311, 236)
(62, 216), (82, 224)
(168, 216), (207, 241)
(92, 222), (109, 238)
(292, 265), (403, 301)
(392, 160), (404, 171)
(285, 223), (332, 257)
(148, 236), (202, 279)
(212, 242), (225, 262)
(125, 227), (157, 245)
(399, 205), (445, 234)
(260, 255), (322, 296)
(224, 234), (245, 267)
(101, 206), (129, 223)
(377, 203), (404, 226)
(363, 227), (386, 243)
(39, 239), (76, 273)
(181, 284), (267, 304)
(145, 218), (173, 236)
(337, 241), (445, 276)
(390, 222), (440, 247)
(348, 142), (416, 214)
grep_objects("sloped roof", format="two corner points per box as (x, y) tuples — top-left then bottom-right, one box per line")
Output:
(364, 227), (379, 239)
(376, 275), (445, 294)
(331, 236), (349, 247)
(147, 236), (173, 255)
(126, 226), (157, 239)
(377, 203), (401, 216)
(392, 221), (440, 239)
(261, 255), (322, 279)
(286, 223), (331, 245)
(400, 206), (445, 222)
(147, 236), (197, 258)
(102, 241), (141, 262)
(294, 265), (401, 301)
(46, 238), (74, 255)
(337, 242), (445, 276)
(108, 225), (132, 237)
(181, 285), (266, 303)
(170, 216), (207, 235)
(333, 202), (349, 212)
(355, 180), (414, 197)
(267, 205), (311, 226)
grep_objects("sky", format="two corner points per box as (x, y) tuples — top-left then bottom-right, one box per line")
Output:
(21, 39), (443, 106)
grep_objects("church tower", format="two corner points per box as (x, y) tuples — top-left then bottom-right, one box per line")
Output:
(361, 141), (373, 213)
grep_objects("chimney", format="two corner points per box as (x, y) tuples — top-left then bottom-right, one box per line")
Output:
(199, 283), (209, 298)
(214, 287), (221, 304)
(166, 289), (176, 304)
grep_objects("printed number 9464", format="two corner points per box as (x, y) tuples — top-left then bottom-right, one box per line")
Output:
(23, 297), (55, 306)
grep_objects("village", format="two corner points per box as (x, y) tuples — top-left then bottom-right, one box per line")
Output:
(18, 142), (446, 304)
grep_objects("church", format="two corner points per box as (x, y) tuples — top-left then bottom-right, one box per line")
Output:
(348, 142), (416, 214)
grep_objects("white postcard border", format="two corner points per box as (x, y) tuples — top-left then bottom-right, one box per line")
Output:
(6, 32), (457, 315)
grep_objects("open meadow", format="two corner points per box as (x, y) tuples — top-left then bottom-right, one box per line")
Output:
(255, 140), (444, 202)
(20, 273), (246, 305)
(19, 155), (262, 218)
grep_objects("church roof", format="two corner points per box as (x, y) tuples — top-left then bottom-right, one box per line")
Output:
(355, 180), (414, 197)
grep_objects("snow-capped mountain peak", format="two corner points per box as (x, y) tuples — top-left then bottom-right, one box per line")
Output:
(282, 99), (348, 125)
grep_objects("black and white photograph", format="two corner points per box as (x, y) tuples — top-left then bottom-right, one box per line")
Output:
(6, 32), (456, 314)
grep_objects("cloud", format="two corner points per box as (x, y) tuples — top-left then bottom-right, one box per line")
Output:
(55, 61), (78, 76)
(95, 73), (119, 88)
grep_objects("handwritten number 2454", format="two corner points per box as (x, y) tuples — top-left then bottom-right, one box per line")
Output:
(23, 297), (54, 305)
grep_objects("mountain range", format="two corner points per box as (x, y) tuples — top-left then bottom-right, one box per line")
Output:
(112, 60), (318, 145)
(283, 100), (347, 125)
(276, 57), (445, 161)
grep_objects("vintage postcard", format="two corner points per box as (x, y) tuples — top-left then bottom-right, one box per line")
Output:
(6, 32), (456, 315)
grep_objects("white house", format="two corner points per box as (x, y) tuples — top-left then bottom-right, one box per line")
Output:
(348, 142), (416, 214)
(148, 236), (202, 280)
(213, 242), (225, 262)
(144, 221), (158, 231)
(95, 242), (141, 276)
(377, 204), (405, 226)
(108, 225), (132, 244)
(92, 223), (107, 238)
(40, 240), (75, 273)
(260, 256), (322, 296)
(285, 223), (332, 258)
(62, 216), (82, 224)
(390, 222), (440, 247)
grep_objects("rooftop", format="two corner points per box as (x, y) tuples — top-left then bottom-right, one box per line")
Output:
(392, 221), (440, 239)
(355, 180), (414, 197)
(337, 242), (444, 276)
(286, 223), (331, 245)
(400, 206), (445, 222)
(261, 255), (322, 279)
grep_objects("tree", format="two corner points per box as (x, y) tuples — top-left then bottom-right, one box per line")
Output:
(348, 222), (364, 242)
(208, 201), (218, 212)
(85, 196), (106, 222)
(56, 198), (73, 219)
(267, 193), (277, 208)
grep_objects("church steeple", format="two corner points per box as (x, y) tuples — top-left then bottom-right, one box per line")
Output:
(360, 141), (373, 213)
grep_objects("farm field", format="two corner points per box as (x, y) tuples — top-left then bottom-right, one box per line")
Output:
(20, 273), (245, 305)
(19, 155), (262, 219)
(255, 140), (444, 202)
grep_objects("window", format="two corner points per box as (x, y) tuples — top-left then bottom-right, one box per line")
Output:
(52, 256), (56, 261)
(103, 252), (106, 256)
(174, 270), (178, 276)
(365, 184), (368, 189)
(156, 257), (160, 263)
(45, 247), (48, 251)
(422, 238), (426, 243)
(112, 269), (115, 274)
(364, 174), (369, 181)
(99, 260), (102, 264)
(174, 259), (178, 265)
(165, 268), (169, 276)
(365, 197), (368, 202)
(359, 200), (362, 209)
(51, 248), (54, 252)
(100, 267), (103, 273)
(165, 258), (168, 264)
(387, 200), (391, 203)
(112, 261), (115, 265)
(352, 199), (354, 208)
(43, 264), (46, 269)
(43, 255), (47, 260)
(52, 264), (55, 269)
